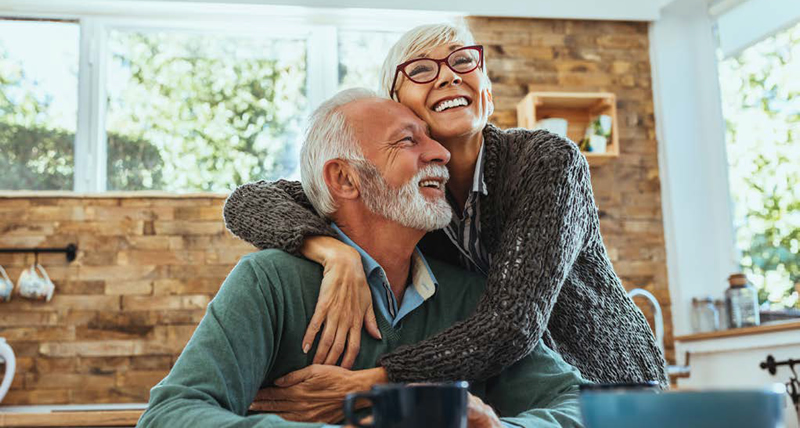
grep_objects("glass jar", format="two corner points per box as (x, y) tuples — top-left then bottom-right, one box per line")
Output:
(725, 273), (760, 328)
(714, 298), (729, 330)
(691, 297), (719, 333)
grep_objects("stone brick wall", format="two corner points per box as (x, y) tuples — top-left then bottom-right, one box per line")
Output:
(0, 196), (254, 405)
(0, 17), (671, 405)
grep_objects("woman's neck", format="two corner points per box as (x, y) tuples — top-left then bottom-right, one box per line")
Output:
(438, 130), (484, 213)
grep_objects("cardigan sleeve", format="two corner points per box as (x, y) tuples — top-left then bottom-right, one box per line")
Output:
(223, 179), (337, 256)
(378, 136), (594, 382)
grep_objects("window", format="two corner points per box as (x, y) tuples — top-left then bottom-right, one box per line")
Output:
(718, 21), (800, 309)
(0, 18), (79, 190)
(0, 7), (430, 193)
(105, 29), (307, 192)
(338, 30), (402, 93)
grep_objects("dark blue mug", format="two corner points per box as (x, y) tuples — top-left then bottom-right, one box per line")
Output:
(343, 381), (469, 428)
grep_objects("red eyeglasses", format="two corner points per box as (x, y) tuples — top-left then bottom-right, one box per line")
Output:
(389, 45), (484, 100)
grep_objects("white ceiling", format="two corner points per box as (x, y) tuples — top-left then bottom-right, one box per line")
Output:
(23, 0), (678, 21)
(146, 0), (674, 20)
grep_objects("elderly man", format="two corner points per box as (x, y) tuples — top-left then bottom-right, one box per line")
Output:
(138, 88), (586, 428)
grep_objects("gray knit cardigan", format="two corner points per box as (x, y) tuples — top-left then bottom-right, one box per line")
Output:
(223, 124), (669, 387)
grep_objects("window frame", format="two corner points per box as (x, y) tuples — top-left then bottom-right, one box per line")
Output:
(78, 18), (331, 193)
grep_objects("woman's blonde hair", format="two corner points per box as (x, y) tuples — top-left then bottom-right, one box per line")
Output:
(378, 23), (489, 100)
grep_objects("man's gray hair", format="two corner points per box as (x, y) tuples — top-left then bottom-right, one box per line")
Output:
(300, 87), (376, 218)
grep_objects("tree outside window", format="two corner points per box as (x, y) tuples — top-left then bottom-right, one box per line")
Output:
(718, 22), (800, 309)
(338, 30), (402, 93)
(105, 30), (308, 192)
(1, 20), (407, 194)
(0, 20), (79, 191)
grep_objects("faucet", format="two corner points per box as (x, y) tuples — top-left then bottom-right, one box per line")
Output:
(628, 288), (665, 353)
(627, 288), (691, 382)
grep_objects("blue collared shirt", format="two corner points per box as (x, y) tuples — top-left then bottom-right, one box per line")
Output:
(331, 223), (438, 328)
(324, 224), (514, 428)
(321, 225), (440, 428)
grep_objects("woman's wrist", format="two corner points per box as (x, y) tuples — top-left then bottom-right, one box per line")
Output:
(301, 235), (358, 266)
(356, 367), (389, 390)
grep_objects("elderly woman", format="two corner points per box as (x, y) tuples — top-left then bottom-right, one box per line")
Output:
(224, 22), (667, 411)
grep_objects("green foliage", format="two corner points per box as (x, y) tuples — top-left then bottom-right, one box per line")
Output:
(338, 30), (401, 92)
(719, 23), (800, 308)
(1, 30), (308, 193)
(105, 30), (307, 192)
(0, 123), (73, 190)
(105, 132), (166, 191)
(0, 42), (73, 190)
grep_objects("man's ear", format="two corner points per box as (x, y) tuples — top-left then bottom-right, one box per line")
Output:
(322, 159), (360, 201)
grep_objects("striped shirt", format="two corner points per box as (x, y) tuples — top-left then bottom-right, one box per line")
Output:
(443, 143), (491, 276)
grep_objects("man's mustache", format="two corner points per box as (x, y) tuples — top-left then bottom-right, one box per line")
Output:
(408, 164), (449, 188)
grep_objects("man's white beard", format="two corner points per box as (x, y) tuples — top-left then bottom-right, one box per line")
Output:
(354, 161), (453, 231)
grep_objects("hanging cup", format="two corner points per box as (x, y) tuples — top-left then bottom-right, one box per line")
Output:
(17, 262), (55, 302)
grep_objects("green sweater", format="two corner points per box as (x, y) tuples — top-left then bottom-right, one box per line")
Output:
(138, 250), (586, 427)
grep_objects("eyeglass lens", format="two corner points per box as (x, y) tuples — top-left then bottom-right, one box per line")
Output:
(404, 48), (481, 83)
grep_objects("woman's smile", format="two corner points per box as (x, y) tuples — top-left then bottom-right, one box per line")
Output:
(396, 43), (492, 142)
(430, 95), (472, 113)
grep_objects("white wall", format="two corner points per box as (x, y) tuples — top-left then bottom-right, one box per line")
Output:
(649, 0), (739, 336)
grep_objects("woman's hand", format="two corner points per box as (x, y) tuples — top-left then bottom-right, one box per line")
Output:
(300, 236), (382, 368)
(250, 365), (388, 422)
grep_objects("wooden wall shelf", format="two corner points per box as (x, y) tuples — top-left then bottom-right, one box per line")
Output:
(516, 92), (619, 165)
(675, 320), (800, 342)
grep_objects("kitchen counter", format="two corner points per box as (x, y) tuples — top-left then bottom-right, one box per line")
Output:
(675, 320), (800, 428)
(0, 404), (146, 428)
(0, 410), (142, 427)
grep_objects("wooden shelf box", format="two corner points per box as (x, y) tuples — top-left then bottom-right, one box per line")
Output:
(516, 92), (619, 164)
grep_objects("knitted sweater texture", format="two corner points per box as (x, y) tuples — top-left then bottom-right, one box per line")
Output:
(223, 124), (669, 387)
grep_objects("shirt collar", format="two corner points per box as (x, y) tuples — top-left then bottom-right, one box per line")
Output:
(472, 143), (489, 196)
(331, 223), (438, 301)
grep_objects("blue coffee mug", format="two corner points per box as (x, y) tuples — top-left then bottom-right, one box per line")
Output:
(343, 381), (469, 428)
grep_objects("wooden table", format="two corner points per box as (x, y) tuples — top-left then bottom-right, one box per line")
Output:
(0, 410), (143, 427)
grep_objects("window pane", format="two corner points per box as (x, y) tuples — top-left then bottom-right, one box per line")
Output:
(106, 29), (307, 192)
(718, 22), (800, 309)
(338, 30), (402, 93)
(0, 19), (79, 190)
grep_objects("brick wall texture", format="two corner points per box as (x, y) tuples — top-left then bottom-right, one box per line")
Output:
(0, 17), (671, 405)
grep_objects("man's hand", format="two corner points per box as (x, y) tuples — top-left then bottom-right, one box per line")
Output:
(467, 394), (503, 428)
(250, 365), (387, 423)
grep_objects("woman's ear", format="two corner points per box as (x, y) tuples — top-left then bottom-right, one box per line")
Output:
(486, 89), (494, 116)
(322, 159), (360, 201)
